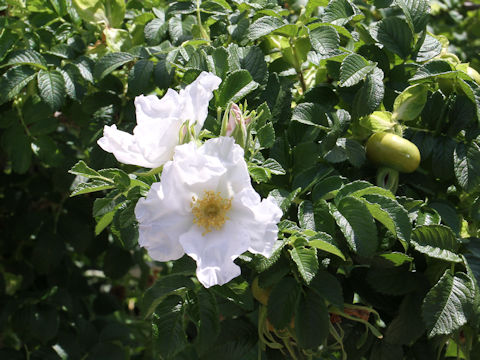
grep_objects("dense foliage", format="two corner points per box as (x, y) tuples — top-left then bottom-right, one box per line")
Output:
(2, 0), (480, 359)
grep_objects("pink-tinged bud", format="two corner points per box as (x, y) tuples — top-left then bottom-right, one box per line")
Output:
(226, 103), (242, 136)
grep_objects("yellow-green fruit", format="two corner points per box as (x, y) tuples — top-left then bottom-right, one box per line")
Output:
(366, 132), (421, 173)
(251, 277), (272, 305)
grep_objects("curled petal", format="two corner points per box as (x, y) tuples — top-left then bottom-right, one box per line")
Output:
(97, 125), (159, 168)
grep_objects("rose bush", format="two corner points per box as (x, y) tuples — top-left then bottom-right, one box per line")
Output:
(1, 0), (480, 359)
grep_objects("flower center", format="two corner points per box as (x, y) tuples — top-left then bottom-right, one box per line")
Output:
(191, 190), (232, 235)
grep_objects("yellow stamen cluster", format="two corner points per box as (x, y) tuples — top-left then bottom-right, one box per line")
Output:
(191, 191), (232, 235)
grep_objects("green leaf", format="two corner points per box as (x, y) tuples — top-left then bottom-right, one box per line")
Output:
(0, 29), (18, 62)
(309, 270), (344, 307)
(152, 296), (188, 358)
(267, 277), (300, 329)
(73, 0), (125, 27)
(246, 16), (286, 40)
(411, 225), (462, 262)
(392, 84), (429, 121)
(70, 180), (115, 196)
(386, 291), (426, 344)
(375, 17), (414, 58)
(291, 102), (328, 127)
(295, 288), (330, 349)
(422, 270), (476, 337)
(257, 122), (275, 148)
(194, 289), (220, 355)
(454, 142), (480, 192)
(145, 18), (168, 45)
(37, 70), (66, 110)
(269, 188), (301, 214)
(103, 0), (126, 28)
(395, 0), (429, 33)
(366, 266), (418, 295)
(1, 49), (47, 70)
(323, 0), (363, 26)
(324, 138), (366, 168)
(127, 59), (154, 96)
(331, 196), (378, 257)
(141, 274), (194, 318)
(353, 67), (384, 118)
(289, 246), (319, 284)
(360, 194), (412, 245)
(1, 124), (32, 173)
(410, 59), (455, 81)
(69, 160), (102, 178)
(339, 54), (376, 87)
(94, 52), (137, 80)
(308, 232), (346, 260)
(217, 69), (259, 108)
(309, 25), (340, 58)
(414, 34), (442, 62)
(0, 66), (36, 105)
(359, 111), (395, 132)
(298, 200), (315, 230)
(60, 68), (85, 101)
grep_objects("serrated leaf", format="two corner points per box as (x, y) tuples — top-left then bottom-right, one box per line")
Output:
(69, 160), (102, 178)
(411, 225), (462, 262)
(353, 67), (384, 118)
(375, 17), (413, 58)
(70, 180), (115, 196)
(217, 69), (258, 108)
(257, 122), (275, 148)
(324, 138), (366, 167)
(246, 16), (286, 40)
(2, 49), (47, 70)
(360, 194), (412, 245)
(60, 68), (85, 101)
(267, 277), (300, 329)
(308, 232), (346, 260)
(127, 59), (154, 96)
(331, 196), (378, 257)
(292, 102), (328, 127)
(289, 246), (319, 284)
(37, 70), (66, 110)
(194, 289), (220, 355)
(142, 275), (195, 318)
(360, 111), (395, 132)
(410, 59), (455, 81)
(262, 158), (285, 175)
(0, 66), (36, 105)
(295, 289), (330, 349)
(339, 54), (376, 87)
(309, 25), (340, 57)
(422, 270), (476, 337)
(94, 52), (137, 80)
(152, 296), (188, 358)
(395, 0), (429, 33)
(414, 34), (442, 62)
(386, 291), (426, 344)
(74, 56), (95, 83)
(144, 18), (168, 45)
(454, 142), (480, 192)
(323, 0), (362, 26)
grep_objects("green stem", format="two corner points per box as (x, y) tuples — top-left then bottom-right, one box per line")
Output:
(289, 38), (307, 93)
(196, 0), (209, 41)
(135, 166), (163, 177)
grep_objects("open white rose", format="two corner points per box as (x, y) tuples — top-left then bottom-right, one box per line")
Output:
(97, 71), (221, 168)
(134, 137), (283, 288)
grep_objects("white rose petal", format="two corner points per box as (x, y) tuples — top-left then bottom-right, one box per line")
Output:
(134, 137), (283, 288)
(97, 71), (221, 168)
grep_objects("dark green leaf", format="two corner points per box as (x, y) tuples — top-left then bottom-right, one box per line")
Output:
(267, 277), (300, 329)
(152, 296), (188, 358)
(94, 52), (137, 80)
(410, 60), (454, 81)
(217, 69), (258, 108)
(295, 288), (329, 349)
(246, 16), (286, 40)
(454, 142), (480, 192)
(339, 53), (376, 87)
(194, 289), (220, 355)
(127, 59), (154, 96)
(309, 25), (340, 58)
(375, 17), (414, 58)
(256, 122), (275, 148)
(395, 0), (429, 33)
(2, 49), (47, 69)
(353, 67), (384, 118)
(141, 274), (194, 318)
(422, 270), (476, 337)
(309, 270), (344, 307)
(331, 196), (378, 257)
(411, 225), (462, 262)
(37, 70), (66, 110)
(289, 246), (319, 284)
(0, 66), (36, 105)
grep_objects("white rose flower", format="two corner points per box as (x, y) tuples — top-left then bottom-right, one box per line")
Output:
(134, 137), (283, 288)
(97, 71), (221, 168)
